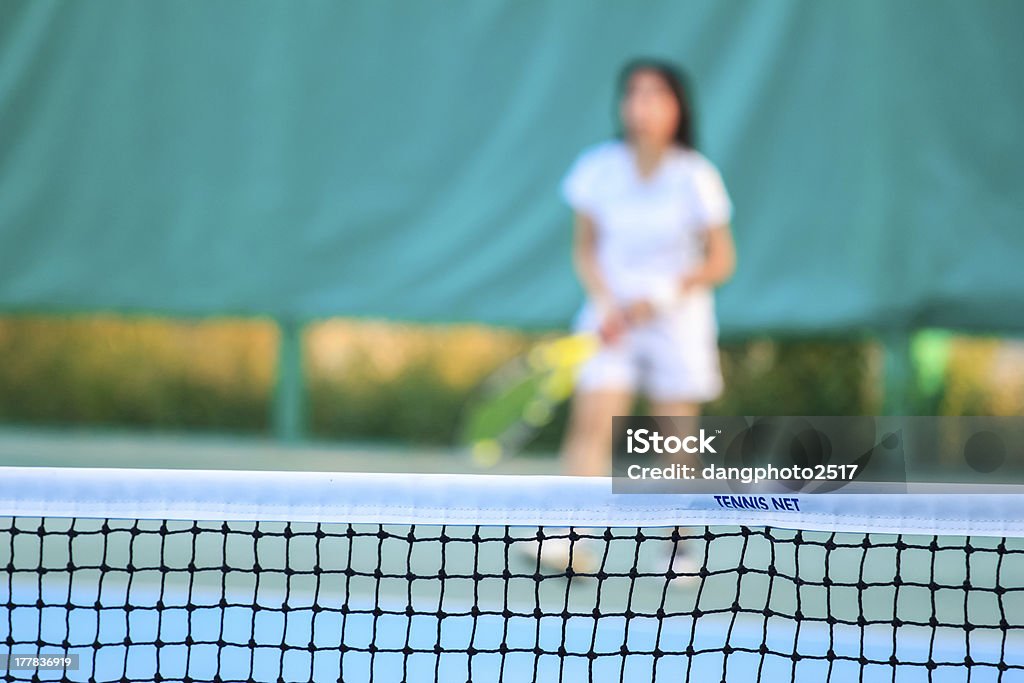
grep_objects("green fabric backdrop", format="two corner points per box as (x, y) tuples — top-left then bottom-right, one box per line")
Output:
(1, 0), (1021, 334)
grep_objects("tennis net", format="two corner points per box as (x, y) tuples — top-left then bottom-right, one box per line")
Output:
(2, 467), (1023, 682)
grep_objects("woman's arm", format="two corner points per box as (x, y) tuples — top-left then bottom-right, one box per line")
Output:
(572, 212), (613, 308)
(572, 212), (627, 341)
(681, 223), (736, 290)
(625, 223), (736, 325)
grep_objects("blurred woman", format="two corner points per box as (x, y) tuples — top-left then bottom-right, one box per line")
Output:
(560, 59), (736, 478)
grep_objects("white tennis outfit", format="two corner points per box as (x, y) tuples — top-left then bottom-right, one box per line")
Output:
(561, 140), (732, 402)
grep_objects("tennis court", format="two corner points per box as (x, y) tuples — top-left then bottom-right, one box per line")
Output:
(3, 3), (1024, 682)
(2, 462), (1023, 682)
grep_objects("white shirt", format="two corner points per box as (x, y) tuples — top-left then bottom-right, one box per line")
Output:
(561, 140), (732, 304)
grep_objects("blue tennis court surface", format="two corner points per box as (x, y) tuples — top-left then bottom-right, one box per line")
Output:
(5, 583), (1016, 682)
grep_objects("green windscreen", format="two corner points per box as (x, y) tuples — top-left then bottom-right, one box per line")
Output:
(1, 0), (1021, 333)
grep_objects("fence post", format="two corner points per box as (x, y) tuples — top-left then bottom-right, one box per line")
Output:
(881, 330), (915, 416)
(273, 318), (306, 441)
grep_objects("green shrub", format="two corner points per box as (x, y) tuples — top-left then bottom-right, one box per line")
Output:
(10, 316), (1001, 450)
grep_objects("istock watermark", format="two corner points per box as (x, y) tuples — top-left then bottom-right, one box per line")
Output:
(625, 427), (718, 455)
(612, 416), (1024, 494)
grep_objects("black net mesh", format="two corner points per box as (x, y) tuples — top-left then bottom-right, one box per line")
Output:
(2, 518), (1023, 682)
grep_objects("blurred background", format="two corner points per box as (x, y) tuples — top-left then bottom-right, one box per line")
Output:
(1, 1), (1022, 464)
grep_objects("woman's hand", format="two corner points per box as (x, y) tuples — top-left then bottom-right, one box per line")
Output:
(623, 299), (657, 326)
(593, 297), (629, 345)
(598, 308), (628, 344)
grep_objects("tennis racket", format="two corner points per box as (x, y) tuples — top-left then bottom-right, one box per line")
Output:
(457, 333), (599, 468)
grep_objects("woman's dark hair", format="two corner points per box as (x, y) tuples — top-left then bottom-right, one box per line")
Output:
(617, 58), (696, 149)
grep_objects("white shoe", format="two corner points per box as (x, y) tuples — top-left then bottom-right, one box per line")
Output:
(515, 534), (597, 575)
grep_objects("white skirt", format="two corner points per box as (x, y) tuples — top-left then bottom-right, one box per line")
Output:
(572, 289), (723, 403)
